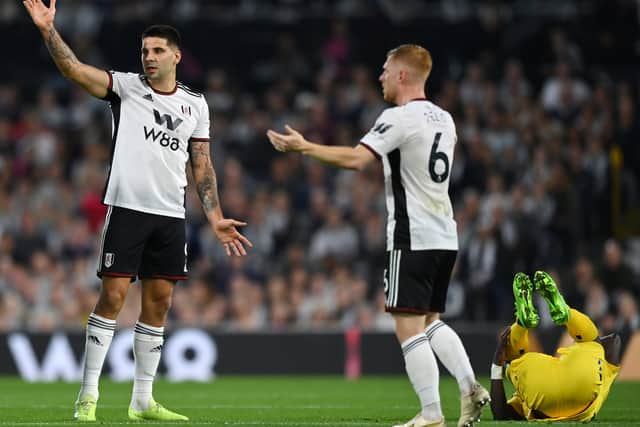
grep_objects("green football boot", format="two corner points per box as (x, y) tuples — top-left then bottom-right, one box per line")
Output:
(534, 270), (570, 325)
(73, 392), (97, 422)
(128, 398), (189, 421)
(513, 272), (539, 328)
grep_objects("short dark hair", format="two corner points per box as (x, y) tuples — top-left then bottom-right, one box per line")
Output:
(141, 25), (181, 49)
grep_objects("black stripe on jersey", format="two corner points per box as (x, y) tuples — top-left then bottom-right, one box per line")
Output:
(388, 149), (411, 249)
(177, 82), (203, 98)
(102, 90), (122, 203)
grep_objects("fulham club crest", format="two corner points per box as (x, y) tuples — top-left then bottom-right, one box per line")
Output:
(181, 105), (191, 116)
(104, 253), (114, 268)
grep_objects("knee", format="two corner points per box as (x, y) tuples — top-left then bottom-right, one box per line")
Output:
(97, 287), (127, 313)
(147, 293), (172, 316)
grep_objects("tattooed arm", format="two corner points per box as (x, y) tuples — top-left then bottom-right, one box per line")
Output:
(23, 0), (109, 98)
(190, 140), (223, 217)
(190, 140), (252, 257)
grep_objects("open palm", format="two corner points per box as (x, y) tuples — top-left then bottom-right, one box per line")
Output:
(213, 219), (253, 257)
(266, 125), (306, 152)
(23, 0), (56, 32)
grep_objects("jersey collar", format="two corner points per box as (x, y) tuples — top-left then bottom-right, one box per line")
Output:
(143, 76), (178, 95)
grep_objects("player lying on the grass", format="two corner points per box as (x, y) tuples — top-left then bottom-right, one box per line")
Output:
(490, 271), (621, 422)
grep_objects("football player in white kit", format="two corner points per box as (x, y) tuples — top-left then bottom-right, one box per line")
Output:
(23, 0), (252, 422)
(267, 45), (489, 427)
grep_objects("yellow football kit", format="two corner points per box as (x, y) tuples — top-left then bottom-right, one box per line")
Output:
(505, 309), (619, 422)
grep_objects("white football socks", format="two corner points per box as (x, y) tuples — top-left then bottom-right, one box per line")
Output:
(131, 321), (164, 411)
(425, 320), (476, 395)
(78, 313), (116, 401)
(401, 333), (443, 422)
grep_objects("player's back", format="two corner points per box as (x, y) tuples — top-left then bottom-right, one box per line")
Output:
(507, 342), (619, 421)
(397, 100), (456, 216)
(369, 100), (458, 251)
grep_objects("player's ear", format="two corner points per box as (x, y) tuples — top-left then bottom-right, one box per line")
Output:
(398, 68), (408, 83)
(174, 49), (182, 65)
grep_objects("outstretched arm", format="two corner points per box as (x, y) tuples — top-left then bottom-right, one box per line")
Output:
(189, 140), (252, 257)
(23, 0), (109, 98)
(490, 328), (525, 421)
(266, 125), (376, 171)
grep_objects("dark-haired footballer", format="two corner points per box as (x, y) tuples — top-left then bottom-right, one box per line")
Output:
(490, 271), (620, 423)
(23, 0), (252, 421)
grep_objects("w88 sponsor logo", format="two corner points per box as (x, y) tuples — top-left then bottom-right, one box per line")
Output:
(143, 125), (180, 151)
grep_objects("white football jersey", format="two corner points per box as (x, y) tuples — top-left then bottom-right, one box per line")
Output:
(360, 99), (458, 251)
(102, 71), (210, 218)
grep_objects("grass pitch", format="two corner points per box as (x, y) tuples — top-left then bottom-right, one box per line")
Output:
(0, 376), (638, 426)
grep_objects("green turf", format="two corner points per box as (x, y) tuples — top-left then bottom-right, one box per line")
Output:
(0, 376), (638, 426)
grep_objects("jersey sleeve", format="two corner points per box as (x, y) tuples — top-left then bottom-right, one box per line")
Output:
(104, 71), (138, 100)
(359, 108), (405, 157)
(190, 97), (210, 142)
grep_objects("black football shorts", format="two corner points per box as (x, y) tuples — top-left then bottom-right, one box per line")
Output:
(96, 206), (188, 282)
(383, 249), (457, 314)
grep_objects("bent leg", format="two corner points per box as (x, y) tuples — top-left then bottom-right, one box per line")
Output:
(425, 313), (476, 395)
(425, 313), (489, 427)
(506, 323), (529, 361)
(566, 308), (598, 343)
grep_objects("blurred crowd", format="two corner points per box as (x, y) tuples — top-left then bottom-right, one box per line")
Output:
(0, 3), (639, 338)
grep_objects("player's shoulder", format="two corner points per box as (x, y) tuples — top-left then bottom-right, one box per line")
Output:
(176, 81), (205, 99)
(413, 100), (456, 130)
(423, 100), (454, 120)
(368, 106), (405, 137)
(109, 70), (144, 82)
(426, 100), (453, 116)
(376, 105), (404, 124)
(105, 72), (147, 97)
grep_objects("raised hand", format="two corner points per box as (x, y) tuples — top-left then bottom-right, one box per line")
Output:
(23, 0), (56, 33)
(213, 219), (253, 257)
(493, 327), (511, 365)
(266, 125), (306, 152)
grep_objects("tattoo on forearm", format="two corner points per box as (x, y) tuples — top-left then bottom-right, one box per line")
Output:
(190, 142), (220, 212)
(198, 171), (219, 212)
(44, 28), (80, 76)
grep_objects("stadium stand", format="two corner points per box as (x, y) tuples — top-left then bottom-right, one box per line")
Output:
(0, 0), (638, 342)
